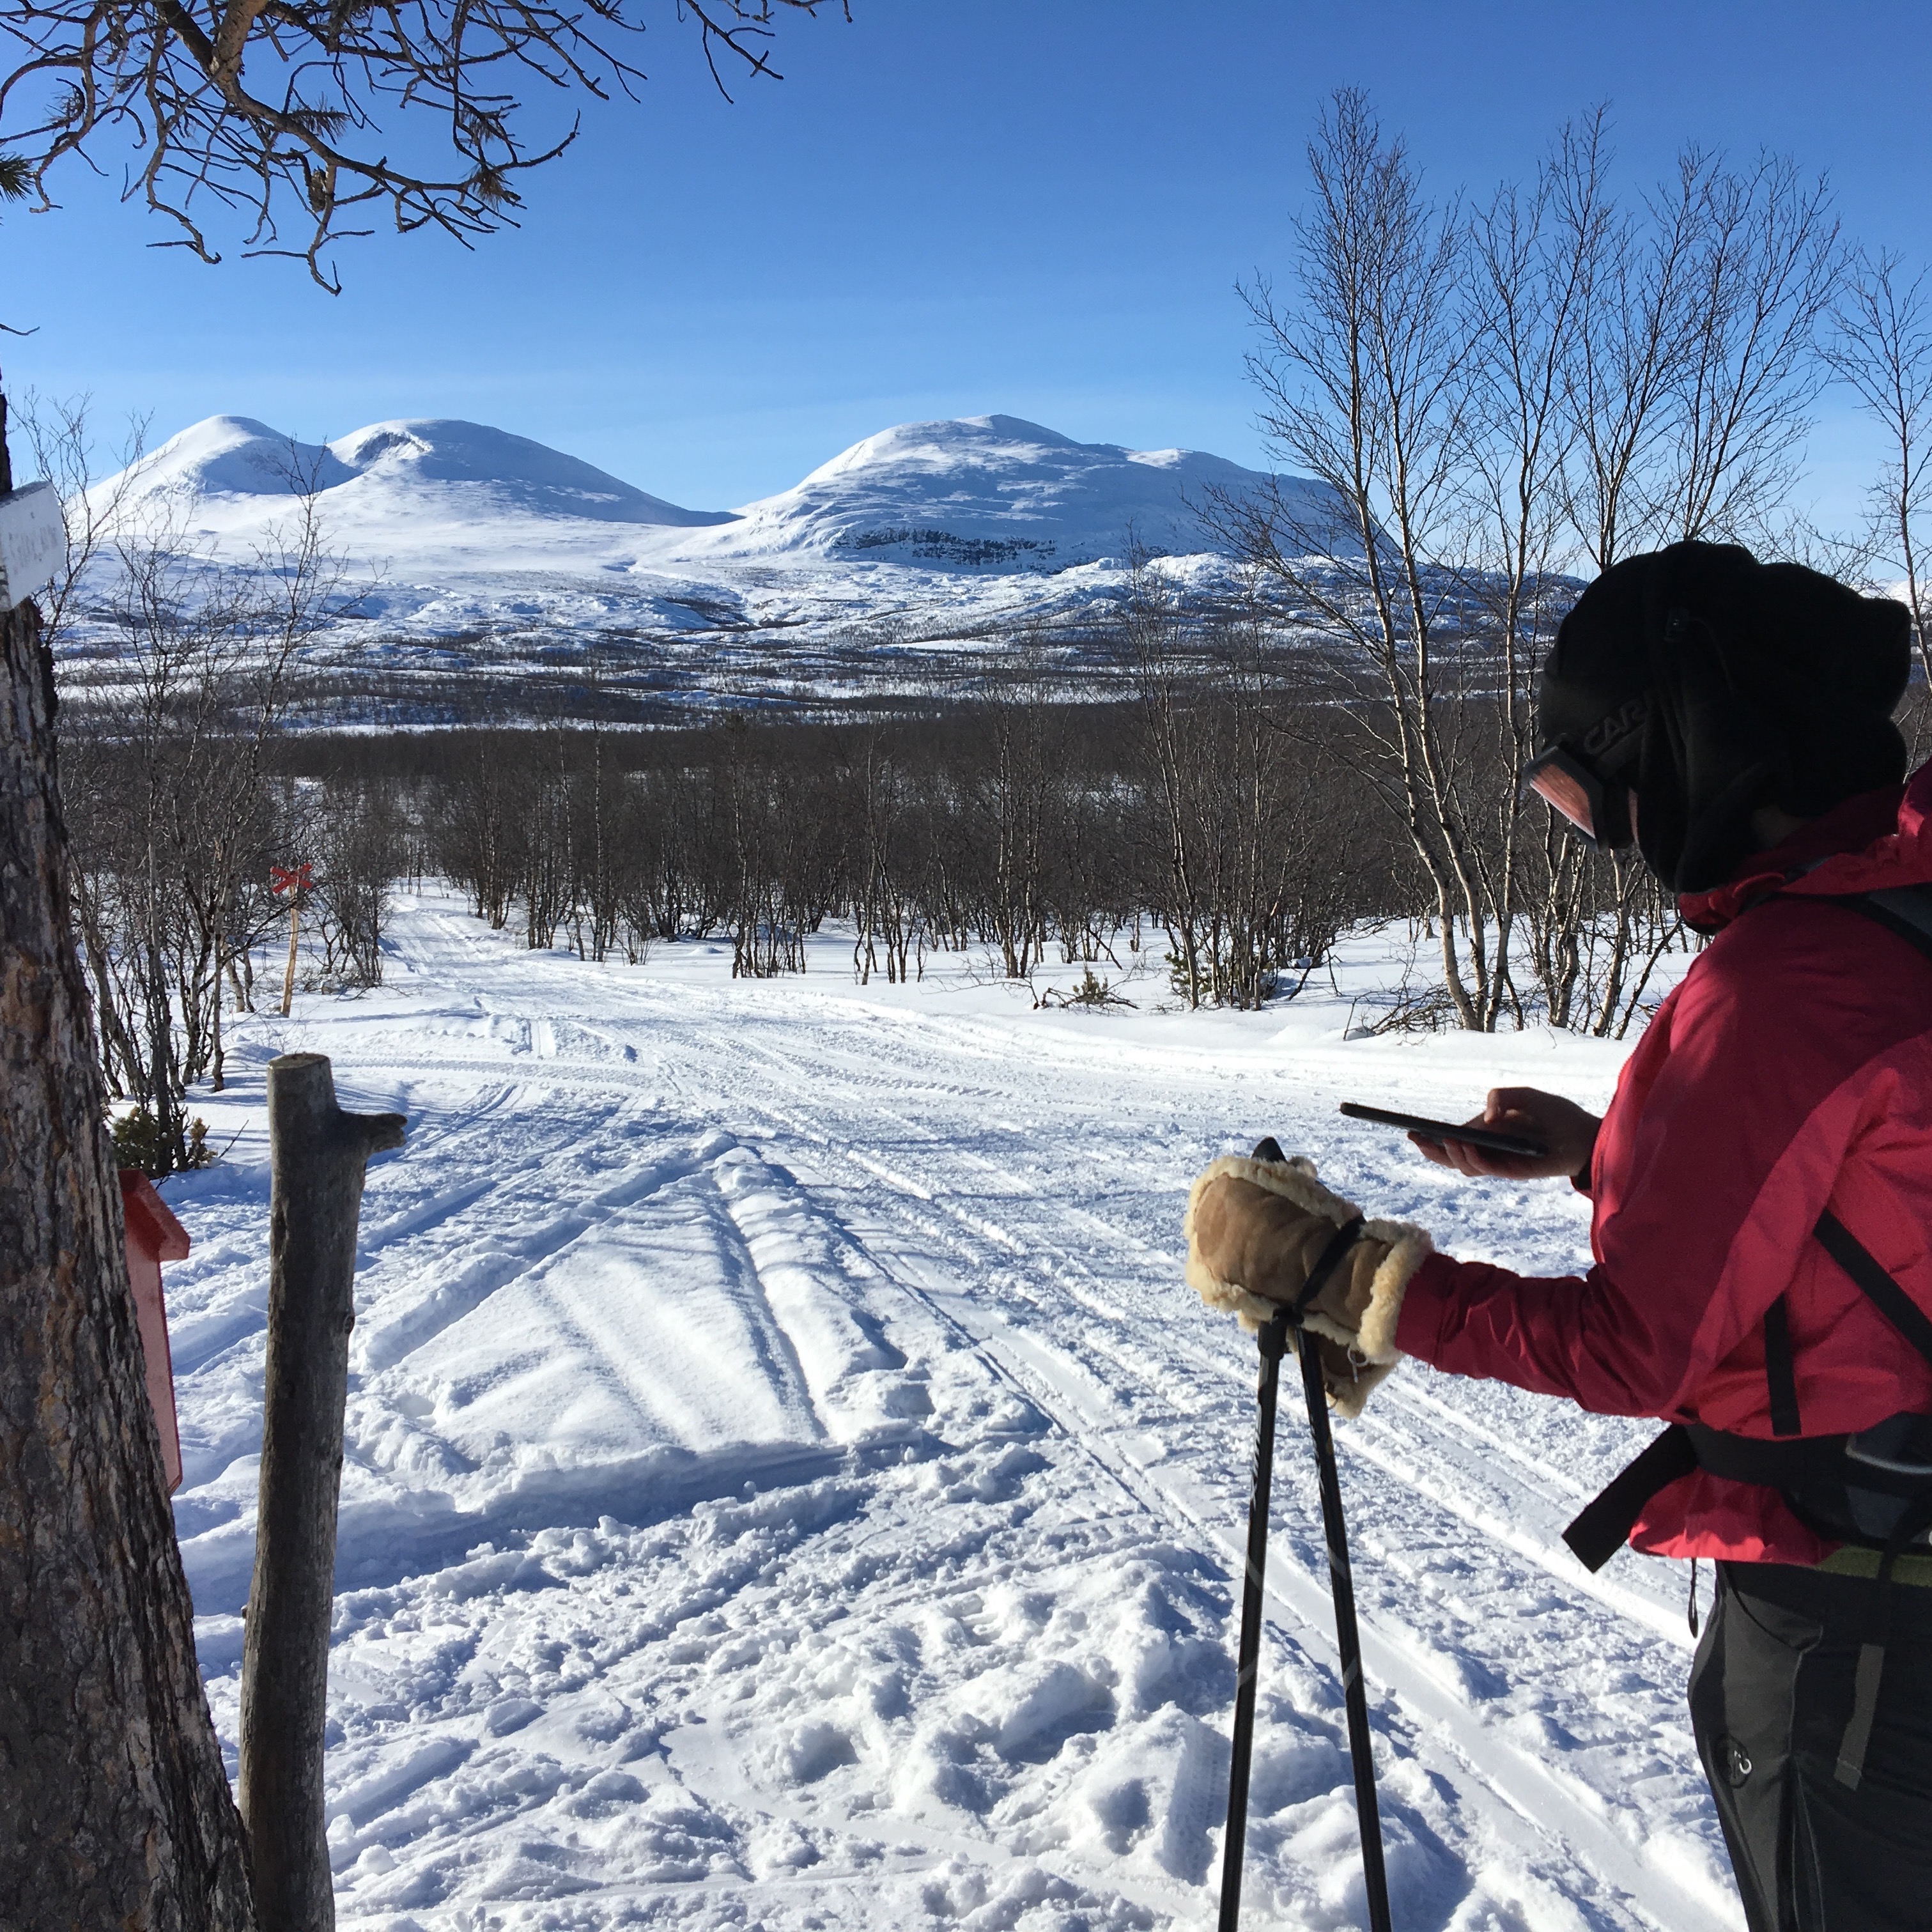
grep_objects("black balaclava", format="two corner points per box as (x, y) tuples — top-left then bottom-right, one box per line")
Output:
(1537, 541), (1912, 893)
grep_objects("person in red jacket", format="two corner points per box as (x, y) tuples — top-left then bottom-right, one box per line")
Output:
(1186, 542), (1932, 1932)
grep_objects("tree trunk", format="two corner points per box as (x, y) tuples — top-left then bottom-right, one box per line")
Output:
(238, 1055), (402, 1932)
(0, 594), (258, 1929)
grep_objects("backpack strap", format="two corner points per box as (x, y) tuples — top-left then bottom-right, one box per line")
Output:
(1804, 885), (1932, 1373)
(1753, 885), (1932, 1431)
(1815, 1210), (1932, 1377)
(1561, 1425), (1699, 1572)
(1836, 884), (1932, 963)
(1564, 1217), (1932, 1574)
(1764, 1295), (1802, 1436)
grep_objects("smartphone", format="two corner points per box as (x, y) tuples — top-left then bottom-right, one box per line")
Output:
(1338, 1101), (1547, 1159)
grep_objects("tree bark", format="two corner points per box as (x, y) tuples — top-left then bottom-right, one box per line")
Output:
(0, 593), (258, 1929)
(238, 1055), (401, 1932)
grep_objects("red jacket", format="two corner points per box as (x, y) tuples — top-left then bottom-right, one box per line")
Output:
(1396, 767), (1932, 1566)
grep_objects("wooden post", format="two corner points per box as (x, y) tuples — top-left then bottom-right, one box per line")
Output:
(238, 1054), (403, 1932)
(280, 896), (300, 1017)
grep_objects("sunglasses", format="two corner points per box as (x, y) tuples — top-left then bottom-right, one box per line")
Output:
(1522, 743), (1638, 849)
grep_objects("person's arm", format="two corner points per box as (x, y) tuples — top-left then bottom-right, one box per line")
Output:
(1397, 920), (1883, 1418)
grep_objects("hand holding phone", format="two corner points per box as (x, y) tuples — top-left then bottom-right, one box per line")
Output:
(1341, 1088), (1602, 1182)
(1338, 1102), (1546, 1157)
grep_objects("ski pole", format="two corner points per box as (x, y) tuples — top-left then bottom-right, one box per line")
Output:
(1218, 1136), (1393, 1932)
(1294, 1277), (1392, 1932)
(1217, 1295), (1292, 1932)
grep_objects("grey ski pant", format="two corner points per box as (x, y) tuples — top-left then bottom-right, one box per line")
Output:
(1690, 1560), (1932, 1931)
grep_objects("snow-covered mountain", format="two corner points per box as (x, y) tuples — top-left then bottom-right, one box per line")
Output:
(678, 413), (1350, 568)
(73, 411), (1354, 723)
(106, 411), (1347, 570)
(113, 415), (736, 530)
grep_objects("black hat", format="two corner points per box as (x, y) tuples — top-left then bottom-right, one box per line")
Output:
(1537, 542), (1912, 892)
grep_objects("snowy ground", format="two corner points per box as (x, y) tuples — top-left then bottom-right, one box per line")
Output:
(155, 897), (1737, 1932)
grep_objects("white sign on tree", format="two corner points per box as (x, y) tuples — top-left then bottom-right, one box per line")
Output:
(0, 481), (61, 611)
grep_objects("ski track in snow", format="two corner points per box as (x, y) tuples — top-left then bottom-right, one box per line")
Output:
(159, 893), (1740, 1932)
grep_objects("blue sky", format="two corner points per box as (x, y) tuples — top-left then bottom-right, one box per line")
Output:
(3, 1), (1928, 520)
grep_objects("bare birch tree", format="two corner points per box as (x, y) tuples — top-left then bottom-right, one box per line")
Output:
(61, 460), (354, 1162)
(1208, 96), (1843, 1032)
(1561, 133), (1839, 564)
(1665, 150), (1839, 543)
(14, 392), (151, 647)
(1458, 123), (1597, 1026)
(1206, 89), (1508, 1025)
(1827, 249), (1932, 689)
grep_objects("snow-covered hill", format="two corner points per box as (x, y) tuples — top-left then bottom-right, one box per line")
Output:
(674, 413), (1351, 568)
(114, 415), (737, 531)
(108, 410), (1339, 569)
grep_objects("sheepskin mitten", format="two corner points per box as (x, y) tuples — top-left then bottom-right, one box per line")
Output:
(1184, 1154), (1433, 1418)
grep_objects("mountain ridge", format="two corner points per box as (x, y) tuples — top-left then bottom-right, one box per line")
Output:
(115, 415), (738, 529)
(105, 410), (1349, 571)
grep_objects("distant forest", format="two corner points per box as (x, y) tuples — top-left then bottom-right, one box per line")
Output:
(58, 553), (1710, 1176)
